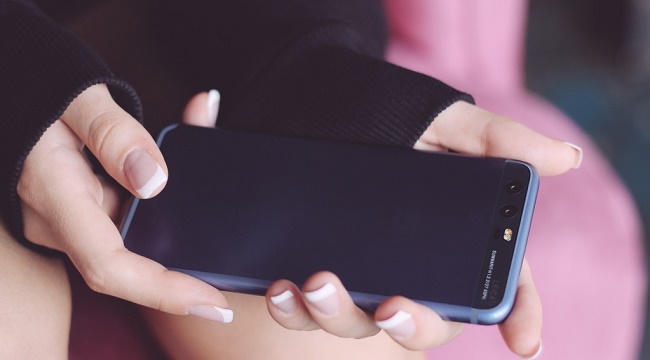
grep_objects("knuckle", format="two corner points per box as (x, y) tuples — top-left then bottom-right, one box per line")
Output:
(86, 111), (133, 161)
(153, 296), (167, 313)
(16, 176), (32, 202)
(481, 116), (512, 156)
(481, 115), (524, 160)
(82, 264), (109, 294)
(17, 160), (42, 205)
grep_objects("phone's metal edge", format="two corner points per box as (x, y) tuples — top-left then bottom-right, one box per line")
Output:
(468, 160), (540, 325)
(157, 123), (180, 142)
(174, 268), (481, 323)
(120, 124), (180, 239)
(173, 269), (273, 295)
(172, 269), (475, 318)
(124, 126), (541, 326)
(119, 197), (140, 239)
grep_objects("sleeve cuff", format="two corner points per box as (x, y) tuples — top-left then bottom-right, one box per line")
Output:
(0, 1), (142, 253)
(218, 43), (474, 147)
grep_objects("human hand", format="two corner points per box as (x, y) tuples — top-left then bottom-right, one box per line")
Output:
(263, 102), (580, 359)
(18, 84), (232, 323)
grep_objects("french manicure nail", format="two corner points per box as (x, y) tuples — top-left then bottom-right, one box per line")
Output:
(124, 149), (167, 199)
(207, 89), (220, 125)
(563, 142), (583, 169)
(270, 290), (297, 315)
(188, 305), (234, 323)
(304, 282), (339, 315)
(521, 340), (543, 360)
(375, 310), (416, 339)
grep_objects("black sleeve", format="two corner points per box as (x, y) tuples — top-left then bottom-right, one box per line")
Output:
(0, 0), (142, 251)
(151, 0), (474, 147)
(1, 0), (474, 253)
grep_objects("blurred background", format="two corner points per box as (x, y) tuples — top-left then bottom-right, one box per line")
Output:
(526, 0), (650, 358)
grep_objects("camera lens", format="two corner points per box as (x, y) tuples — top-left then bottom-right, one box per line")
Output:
(501, 205), (518, 218)
(506, 181), (523, 194)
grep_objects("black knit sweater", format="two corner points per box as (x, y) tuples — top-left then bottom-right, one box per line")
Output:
(0, 0), (473, 251)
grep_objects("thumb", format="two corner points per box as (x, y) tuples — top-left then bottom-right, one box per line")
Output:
(423, 102), (583, 176)
(60, 84), (167, 199)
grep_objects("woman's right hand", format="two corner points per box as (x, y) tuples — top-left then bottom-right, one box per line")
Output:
(180, 95), (571, 359)
(17, 84), (233, 323)
(260, 102), (581, 359)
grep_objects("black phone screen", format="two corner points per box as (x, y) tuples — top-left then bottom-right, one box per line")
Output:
(123, 125), (531, 310)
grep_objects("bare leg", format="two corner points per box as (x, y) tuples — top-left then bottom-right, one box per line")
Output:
(0, 222), (71, 359)
(143, 292), (424, 360)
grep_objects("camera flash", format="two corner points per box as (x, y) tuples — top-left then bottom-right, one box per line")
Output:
(503, 228), (513, 241)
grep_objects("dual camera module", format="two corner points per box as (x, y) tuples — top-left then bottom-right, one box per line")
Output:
(501, 181), (523, 218)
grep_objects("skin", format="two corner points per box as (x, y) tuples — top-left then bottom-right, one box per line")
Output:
(0, 222), (71, 359)
(6, 84), (579, 358)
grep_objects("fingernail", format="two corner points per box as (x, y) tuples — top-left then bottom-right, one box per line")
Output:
(563, 142), (583, 169)
(124, 149), (167, 199)
(207, 89), (220, 125)
(304, 282), (339, 315)
(188, 305), (234, 323)
(375, 310), (416, 339)
(270, 290), (297, 315)
(521, 340), (543, 360)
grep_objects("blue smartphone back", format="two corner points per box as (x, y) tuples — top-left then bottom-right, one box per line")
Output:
(121, 124), (538, 325)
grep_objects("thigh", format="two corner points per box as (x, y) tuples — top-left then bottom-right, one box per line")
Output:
(0, 222), (71, 359)
(143, 292), (425, 360)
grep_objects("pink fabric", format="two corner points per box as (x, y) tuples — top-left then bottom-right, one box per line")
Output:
(385, 0), (647, 359)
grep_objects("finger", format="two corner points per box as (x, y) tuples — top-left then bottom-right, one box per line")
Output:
(63, 194), (233, 323)
(266, 280), (320, 331)
(374, 297), (463, 351)
(299, 272), (380, 339)
(422, 101), (583, 176)
(60, 84), (168, 199)
(20, 120), (232, 323)
(183, 89), (220, 128)
(498, 259), (543, 358)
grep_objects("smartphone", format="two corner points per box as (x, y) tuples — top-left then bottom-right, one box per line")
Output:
(121, 124), (538, 325)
